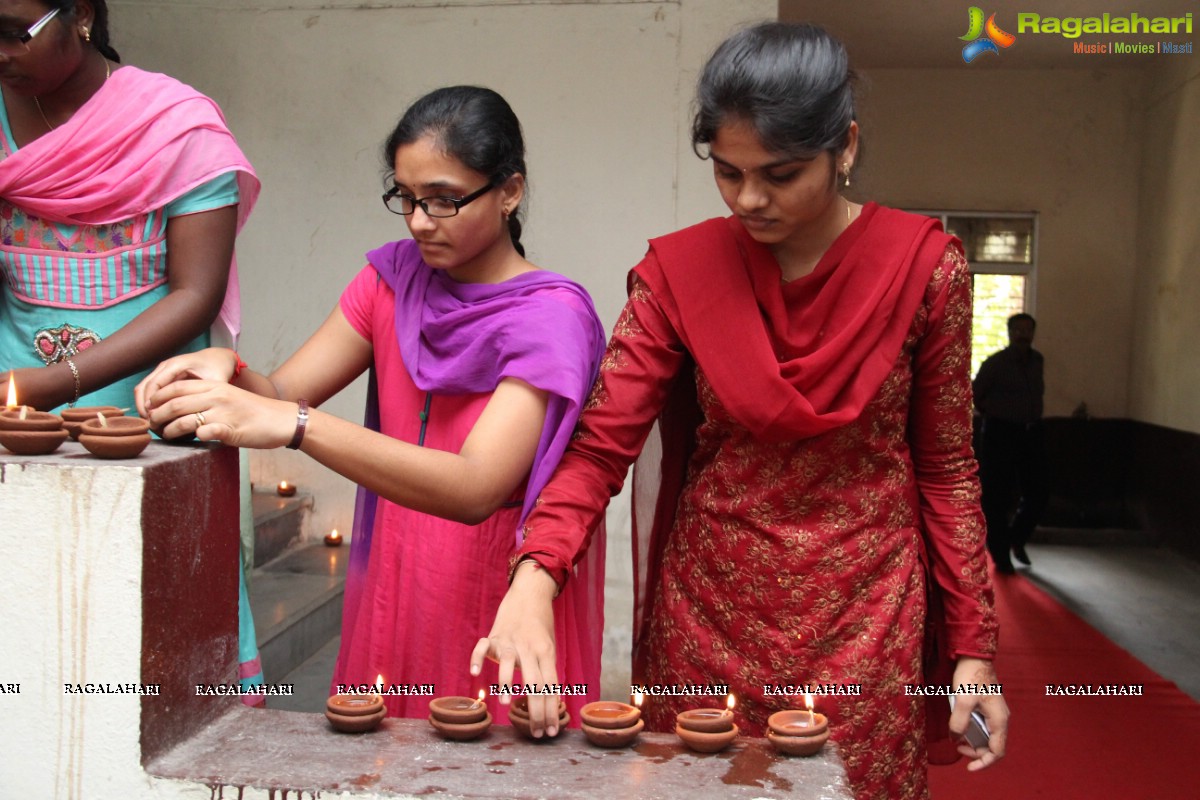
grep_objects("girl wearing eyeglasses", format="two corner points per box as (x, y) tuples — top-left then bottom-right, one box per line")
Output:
(136, 86), (607, 724)
(0, 1), (266, 703)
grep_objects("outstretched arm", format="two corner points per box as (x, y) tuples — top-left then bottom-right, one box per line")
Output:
(472, 273), (688, 735)
(139, 306), (549, 524)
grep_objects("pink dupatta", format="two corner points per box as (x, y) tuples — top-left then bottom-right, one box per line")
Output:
(0, 66), (259, 344)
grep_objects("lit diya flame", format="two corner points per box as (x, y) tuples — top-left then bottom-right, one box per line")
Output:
(632, 690), (644, 709)
(374, 674), (385, 702)
(6, 373), (17, 409)
(324, 528), (342, 546)
(727, 693), (736, 712)
(472, 689), (486, 709)
(805, 692), (815, 726)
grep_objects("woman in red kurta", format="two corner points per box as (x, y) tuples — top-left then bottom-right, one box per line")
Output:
(474, 23), (1009, 797)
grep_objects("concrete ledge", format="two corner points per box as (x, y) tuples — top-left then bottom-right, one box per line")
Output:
(147, 708), (853, 800)
(0, 441), (241, 795)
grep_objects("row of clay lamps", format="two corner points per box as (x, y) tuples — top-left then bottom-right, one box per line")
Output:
(0, 406), (150, 458)
(675, 706), (828, 756)
(337, 691), (824, 757)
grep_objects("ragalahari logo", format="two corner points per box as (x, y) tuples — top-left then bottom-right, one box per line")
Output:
(960, 7), (1017, 62)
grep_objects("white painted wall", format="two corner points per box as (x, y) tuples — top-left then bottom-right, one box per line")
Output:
(852, 67), (1145, 421)
(1130, 57), (1200, 434)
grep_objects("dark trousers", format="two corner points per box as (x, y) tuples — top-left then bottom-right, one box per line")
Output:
(978, 418), (1049, 564)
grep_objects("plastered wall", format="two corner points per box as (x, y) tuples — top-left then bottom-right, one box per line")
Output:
(1130, 58), (1200, 434)
(852, 66), (1146, 421)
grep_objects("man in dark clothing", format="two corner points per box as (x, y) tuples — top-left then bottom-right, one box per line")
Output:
(974, 313), (1048, 574)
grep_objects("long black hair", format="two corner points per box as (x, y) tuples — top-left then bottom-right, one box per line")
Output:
(384, 86), (527, 256)
(692, 22), (855, 161)
(45, 0), (120, 62)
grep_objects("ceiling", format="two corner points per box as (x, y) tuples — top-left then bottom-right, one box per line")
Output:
(777, 0), (1191, 69)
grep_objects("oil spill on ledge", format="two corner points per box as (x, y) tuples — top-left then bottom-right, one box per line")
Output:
(633, 740), (679, 764)
(719, 744), (793, 792)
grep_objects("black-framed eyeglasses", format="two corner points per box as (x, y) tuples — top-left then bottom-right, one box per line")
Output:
(382, 181), (496, 218)
(0, 8), (60, 57)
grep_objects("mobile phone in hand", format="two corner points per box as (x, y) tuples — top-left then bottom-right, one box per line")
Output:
(948, 696), (991, 749)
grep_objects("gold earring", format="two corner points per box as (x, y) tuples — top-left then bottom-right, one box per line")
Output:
(842, 163), (851, 188)
(81, 27), (91, 42)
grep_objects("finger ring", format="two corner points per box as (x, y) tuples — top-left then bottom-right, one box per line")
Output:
(194, 412), (207, 427)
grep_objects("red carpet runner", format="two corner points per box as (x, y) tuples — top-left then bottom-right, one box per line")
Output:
(929, 570), (1200, 799)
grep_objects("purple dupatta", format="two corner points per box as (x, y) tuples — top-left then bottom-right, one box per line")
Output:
(343, 240), (606, 656)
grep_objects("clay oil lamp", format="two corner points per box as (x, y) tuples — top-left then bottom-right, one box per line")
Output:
(277, 480), (297, 497)
(0, 379), (67, 455)
(78, 414), (152, 459)
(508, 695), (569, 741)
(428, 690), (492, 741)
(767, 694), (830, 756)
(324, 529), (343, 547)
(326, 675), (386, 733)
(60, 406), (125, 440)
(580, 693), (643, 748)
(676, 693), (739, 753)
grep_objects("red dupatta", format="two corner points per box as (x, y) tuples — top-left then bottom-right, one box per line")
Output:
(630, 204), (955, 733)
(633, 203), (950, 442)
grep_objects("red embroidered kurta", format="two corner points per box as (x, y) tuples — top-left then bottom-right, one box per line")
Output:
(519, 211), (998, 800)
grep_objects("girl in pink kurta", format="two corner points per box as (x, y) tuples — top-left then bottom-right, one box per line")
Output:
(138, 87), (605, 725)
(331, 252), (605, 722)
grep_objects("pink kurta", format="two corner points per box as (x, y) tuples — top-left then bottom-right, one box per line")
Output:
(332, 266), (524, 721)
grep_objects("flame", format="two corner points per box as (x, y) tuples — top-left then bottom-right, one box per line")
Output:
(6, 374), (16, 408)
(279, 481), (289, 491)
(376, 674), (385, 691)
(329, 528), (340, 539)
(726, 693), (736, 712)
(805, 693), (814, 713)
(632, 690), (644, 709)
(478, 689), (486, 702)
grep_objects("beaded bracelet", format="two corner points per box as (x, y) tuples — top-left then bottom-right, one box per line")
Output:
(287, 399), (309, 450)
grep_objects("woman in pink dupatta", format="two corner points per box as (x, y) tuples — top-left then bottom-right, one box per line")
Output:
(137, 87), (606, 726)
(0, 1), (265, 700)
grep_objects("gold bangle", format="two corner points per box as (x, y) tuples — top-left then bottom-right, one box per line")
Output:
(65, 357), (81, 407)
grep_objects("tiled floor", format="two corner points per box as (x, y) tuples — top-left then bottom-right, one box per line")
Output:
(273, 539), (1200, 714)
